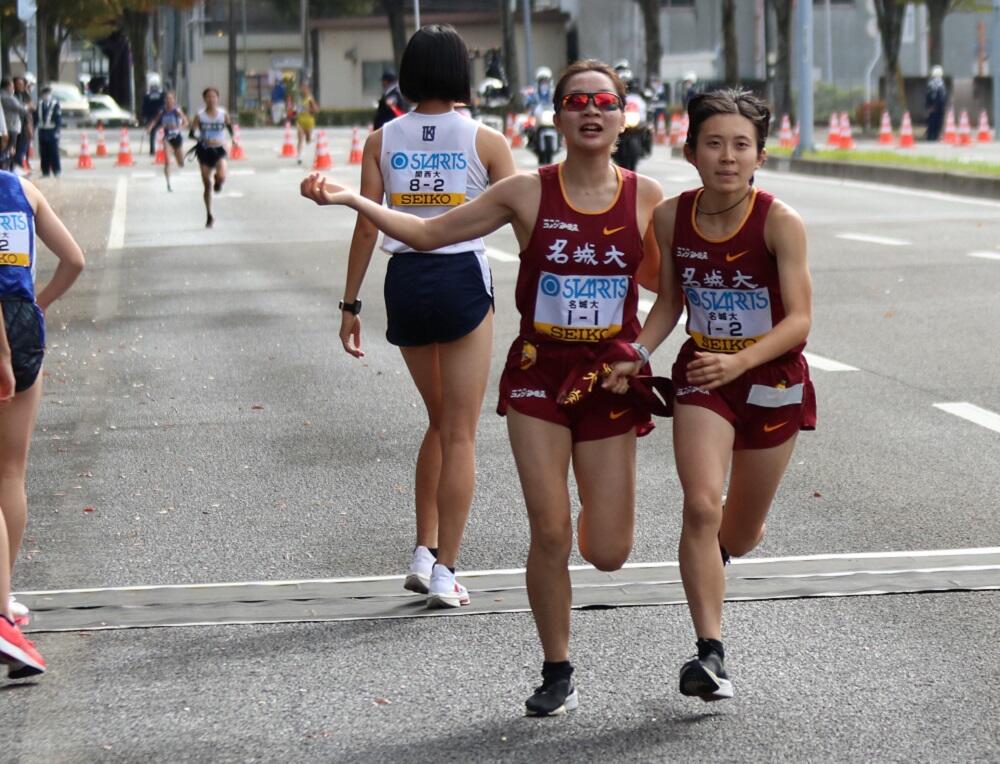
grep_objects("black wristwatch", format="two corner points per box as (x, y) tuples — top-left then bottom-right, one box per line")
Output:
(339, 299), (362, 315)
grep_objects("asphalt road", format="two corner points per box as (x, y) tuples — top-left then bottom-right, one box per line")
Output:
(2, 128), (998, 763)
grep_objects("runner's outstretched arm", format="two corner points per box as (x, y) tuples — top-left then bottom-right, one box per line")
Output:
(301, 171), (524, 253)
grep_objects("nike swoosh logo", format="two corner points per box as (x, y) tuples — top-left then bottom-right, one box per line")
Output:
(725, 250), (749, 262)
(609, 409), (630, 420)
(763, 421), (789, 433)
(603, 225), (626, 236)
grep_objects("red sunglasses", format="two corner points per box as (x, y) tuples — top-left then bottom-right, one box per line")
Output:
(559, 91), (623, 112)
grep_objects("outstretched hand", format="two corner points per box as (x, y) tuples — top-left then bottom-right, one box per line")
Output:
(300, 173), (353, 207)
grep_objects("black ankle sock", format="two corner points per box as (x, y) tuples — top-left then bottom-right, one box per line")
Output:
(542, 660), (574, 681)
(696, 638), (725, 661)
(428, 547), (438, 558)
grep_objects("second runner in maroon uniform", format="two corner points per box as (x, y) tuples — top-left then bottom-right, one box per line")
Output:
(301, 58), (664, 716)
(608, 88), (815, 703)
(498, 162), (651, 441)
(670, 186), (815, 449)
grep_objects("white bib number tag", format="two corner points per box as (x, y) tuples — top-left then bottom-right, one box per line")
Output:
(684, 286), (773, 353)
(0, 213), (32, 267)
(534, 272), (628, 342)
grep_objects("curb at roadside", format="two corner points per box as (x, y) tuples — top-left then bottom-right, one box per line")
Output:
(764, 155), (1000, 200)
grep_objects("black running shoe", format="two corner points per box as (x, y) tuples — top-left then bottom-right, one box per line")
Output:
(525, 676), (579, 717)
(679, 651), (733, 702)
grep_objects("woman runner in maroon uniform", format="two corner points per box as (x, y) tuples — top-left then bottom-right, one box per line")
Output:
(301, 59), (664, 715)
(607, 88), (815, 702)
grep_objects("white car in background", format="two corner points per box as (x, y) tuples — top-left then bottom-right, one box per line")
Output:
(85, 94), (138, 128)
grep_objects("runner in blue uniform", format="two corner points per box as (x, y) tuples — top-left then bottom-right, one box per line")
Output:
(0, 170), (84, 679)
(148, 91), (189, 192)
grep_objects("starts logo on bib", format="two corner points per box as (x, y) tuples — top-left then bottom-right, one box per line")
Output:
(390, 151), (467, 171)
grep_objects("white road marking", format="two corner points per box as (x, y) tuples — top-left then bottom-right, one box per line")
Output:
(835, 232), (911, 247)
(229, 169), (256, 176)
(968, 251), (1000, 261)
(638, 298), (654, 314)
(485, 247), (519, 263)
(131, 171), (155, 179)
(933, 402), (1000, 434)
(107, 176), (128, 251)
(803, 351), (858, 372)
(225, 191), (245, 198)
(17, 547), (1000, 596)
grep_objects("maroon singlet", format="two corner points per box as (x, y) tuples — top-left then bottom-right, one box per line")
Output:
(514, 163), (644, 345)
(672, 187), (804, 357)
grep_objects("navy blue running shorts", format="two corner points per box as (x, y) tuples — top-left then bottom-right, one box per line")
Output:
(384, 251), (493, 347)
(195, 144), (227, 167)
(1, 299), (45, 392)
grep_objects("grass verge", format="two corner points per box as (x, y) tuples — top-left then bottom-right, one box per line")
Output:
(767, 147), (1000, 178)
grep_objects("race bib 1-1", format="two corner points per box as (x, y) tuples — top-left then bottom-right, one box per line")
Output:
(684, 286), (772, 353)
(533, 271), (628, 342)
(0, 212), (32, 267)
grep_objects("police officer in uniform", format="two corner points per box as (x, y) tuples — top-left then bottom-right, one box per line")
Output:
(373, 68), (410, 130)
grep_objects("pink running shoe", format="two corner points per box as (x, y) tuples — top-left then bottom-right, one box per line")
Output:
(0, 615), (45, 678)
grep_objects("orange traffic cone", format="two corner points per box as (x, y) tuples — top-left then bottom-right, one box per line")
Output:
(313, 130), (333, 170)
(348, 127), (363, 164)
(654, 113), (667, 145)
(511, 114), (523, 148)
(680, 113), (689, 143)
(230, 124), (246, 160)
(943, 109), (957, 144)
(153, 128), (166, 165)
(778, 114), (793, 148)
(280, 120), (296, 157)
(976, 110), (993, 143)
(115, 128), (135, 166)
(957, 110), (972, 146)
(76, 132), (93, 169)
(898, 112), (915, 148)
(95, 123), (108, 157)
(878, 111), (894, 145)
(838, 112), (856, 150)
(793, 121), (800, 147)
(668, 114), (681, 146)
(825, 113), (840, 147)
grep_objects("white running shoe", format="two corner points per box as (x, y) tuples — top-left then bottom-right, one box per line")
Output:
(8, 595), (29, 627)
(427, 563), (470, 609)
(403, 545), (436, 594)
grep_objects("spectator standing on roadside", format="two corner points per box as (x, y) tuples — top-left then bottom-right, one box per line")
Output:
(925, 65), (947, 142)
(141, 82), (165, 155)
(270, 76), (286, 126)
(1, 80), (27, 173)
(12, 78), (33, 175)
(34, 87), (61, 178)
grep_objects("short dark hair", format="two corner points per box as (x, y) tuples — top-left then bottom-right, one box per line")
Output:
(398, 25), (470, 104)
(202, 86), (219, 99)
(553, 59), (626, 113)
(686, 88), (771, 153)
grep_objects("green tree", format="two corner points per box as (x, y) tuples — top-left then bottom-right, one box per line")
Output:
(633, 0), (661, 87)
(768, 0), (793, 126)
(722, 0), (738, 85)
(873, 0), (906, 119)
(922, 1), (991, 69)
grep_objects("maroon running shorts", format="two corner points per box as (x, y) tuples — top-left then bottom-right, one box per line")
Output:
(498, 337), (653, 443)
(671, 339), (816, 450)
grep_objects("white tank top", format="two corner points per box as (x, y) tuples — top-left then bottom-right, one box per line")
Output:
(379, 110), (489, 256)
(197, 107), (228, 146)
